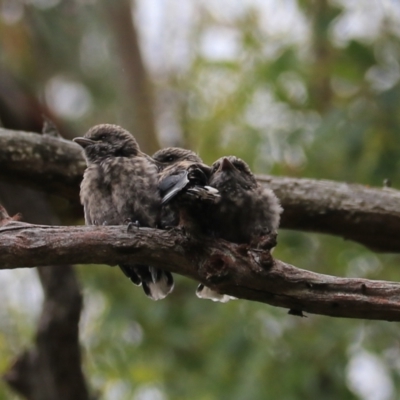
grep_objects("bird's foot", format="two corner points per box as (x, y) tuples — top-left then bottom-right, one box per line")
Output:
(127, 220), (140, 233)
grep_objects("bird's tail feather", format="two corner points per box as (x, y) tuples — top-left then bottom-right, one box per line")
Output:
(119, 264), (174, 300)
(196, 284), (236, 303)
(143, 268), (174, 301)
(119, 264), (142, 286)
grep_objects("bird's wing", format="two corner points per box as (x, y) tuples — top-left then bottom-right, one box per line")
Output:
(159, 170), (190, 204)
(185, 185), (220, 203)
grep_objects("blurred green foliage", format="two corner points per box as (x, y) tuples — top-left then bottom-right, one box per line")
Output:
(1, 1), (400, 399)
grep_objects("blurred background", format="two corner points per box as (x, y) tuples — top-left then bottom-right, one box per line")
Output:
(1, 0), (400, 399)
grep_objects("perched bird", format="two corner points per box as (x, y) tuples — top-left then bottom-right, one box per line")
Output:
(73, 124), (174, 300)
(157, 155), (282, 241)
(153, 147), (218, 230)
(207, 156), (282, 244)
(158, 159), (219, 232)
(196, 156), (283, 302)
(153, 148), (228, 302)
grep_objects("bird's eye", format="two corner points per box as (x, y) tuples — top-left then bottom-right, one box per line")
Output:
(99, 135), (107, 141)
(160, 155), (177, 162)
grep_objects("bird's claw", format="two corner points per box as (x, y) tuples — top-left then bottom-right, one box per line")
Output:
(127, 220), (140, 233)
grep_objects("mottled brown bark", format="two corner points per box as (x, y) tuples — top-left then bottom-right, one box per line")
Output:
(258, 175), (400, 253)
(1, 219), (400, 322)
(2, 128), (400, 252)
(0, 129), (85, 205)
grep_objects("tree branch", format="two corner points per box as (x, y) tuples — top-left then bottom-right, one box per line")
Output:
(1, 219), (400, 322)
(0, 128), (85, 205)
(258, 175), (400, 253)
(2, 127), (400, 252)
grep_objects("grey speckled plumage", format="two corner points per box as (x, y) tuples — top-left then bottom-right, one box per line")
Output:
(208, 156), (282, 243)
(197, 156), (282, 302)
(74, 124), (174, 300)
(153, 147), (218, 230)
(153, 147), (203, 165)
(153, 147), (229, 302)
(154, 148), (223, 303)
(158, 159), (219, 232)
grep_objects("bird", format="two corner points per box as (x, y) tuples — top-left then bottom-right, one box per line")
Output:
(73, 124), (174, 300)
(158, 159), (219, 232)
(207, 156), (282, 244)
(152, 147), (219, 230)
(196, 156), (283, 302)
(153, 147), (229, 302)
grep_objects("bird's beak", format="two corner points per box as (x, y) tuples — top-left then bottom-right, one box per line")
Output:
(73, 137), (95, 148)
(220, 157), (235, 172)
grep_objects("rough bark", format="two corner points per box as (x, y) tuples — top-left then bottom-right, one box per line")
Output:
(0, 128), (85, 205)
(1, 219), (400, 322)
(2, 127), (400, 252)
(258, 175), (400, 253)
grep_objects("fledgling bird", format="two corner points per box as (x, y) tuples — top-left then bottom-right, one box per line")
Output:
(73, 124), (174, 300)
(208, 156), (282, 243)
(152, 147), (205, 228)
(153, 148), (228, 302)
(158, 159), (219, 232)
(196, 156), (283, 302)
(154, 149), (219, 227)
(155, 151), (229, 303)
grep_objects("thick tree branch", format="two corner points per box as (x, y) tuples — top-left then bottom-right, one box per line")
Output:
(2, 127), (400, 252)
(258, 175), (400, 253)
(1, 220), (400, 322)
(0, 128), (85, 205)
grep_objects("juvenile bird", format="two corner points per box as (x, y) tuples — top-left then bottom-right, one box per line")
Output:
(153, 148), (227, 301)
(158, 159), (219, 232)
(153, 147), (219, 230)
(196, 156), (282, 302)
(73, 124), (174, 300)
(208, 156), (282, 243)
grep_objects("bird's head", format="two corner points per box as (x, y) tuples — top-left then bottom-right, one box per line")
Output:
(152, 147), (203, 167)
(210, 156), (257, 190)
(73, 124), (141, 162)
